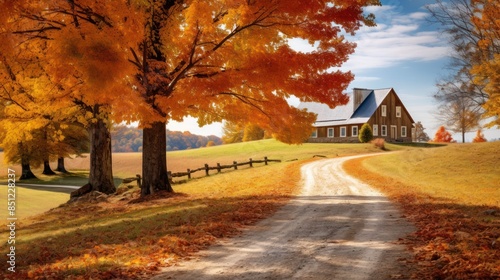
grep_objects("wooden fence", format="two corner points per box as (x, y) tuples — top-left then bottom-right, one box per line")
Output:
(168, 156), (281, 181)
(121, 157), (281, 185)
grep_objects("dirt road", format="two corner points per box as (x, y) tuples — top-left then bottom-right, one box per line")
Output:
(152, 155), (415, 279)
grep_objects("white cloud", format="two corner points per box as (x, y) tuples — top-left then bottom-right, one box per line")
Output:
(353, 76), (381, 82)
(341, 5), (450, 72)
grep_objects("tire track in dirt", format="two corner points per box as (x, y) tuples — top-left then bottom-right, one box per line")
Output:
(152, 154), (415, 279)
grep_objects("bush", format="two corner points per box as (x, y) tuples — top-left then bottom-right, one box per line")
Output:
(472, 129), (487, 143)
(371, 138), (386, 150)
(358, 123), (373, 143)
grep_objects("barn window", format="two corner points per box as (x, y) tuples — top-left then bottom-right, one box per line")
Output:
(373, 124), (378, 136)
(381, 125), (387, 136)
(401, 126), (407, 137)
(381, 105), (387, 117)
(352, 126), (358, 137)
(327, 128), (334, 138)
(340, 126), (347, 137)
(311, 129), (317, 138)
(396, 106), (401, 118)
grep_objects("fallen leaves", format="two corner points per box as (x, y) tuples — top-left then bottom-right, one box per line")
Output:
(344, 157), (500, 279)
(1, 161), (303, 279)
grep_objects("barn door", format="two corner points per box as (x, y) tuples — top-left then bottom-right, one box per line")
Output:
(391, 126), (397, 139)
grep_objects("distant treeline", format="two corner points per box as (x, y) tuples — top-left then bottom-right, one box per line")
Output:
(111, 125), (222, 152)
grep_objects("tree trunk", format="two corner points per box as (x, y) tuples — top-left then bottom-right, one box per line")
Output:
(42, 160), (56, 175)
(20, 159), (37, 180)
(88, 117), (115, 194)
(142, 121), (173, 196)
(56, 157), (68, 173)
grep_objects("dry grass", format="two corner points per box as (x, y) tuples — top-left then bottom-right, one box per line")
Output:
(344, 142), (500, 279)
(361, 142), (500, 207)
(0, 159), (306, 279)
(0, 139), (385, 180)
(0, 140), (402, 279)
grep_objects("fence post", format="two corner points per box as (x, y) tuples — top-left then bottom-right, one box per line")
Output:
(136, 174), (142, 189)
(205, 164), (209, 176)
(249, 158), (253, 167)
(167, 171), (173, 183)
(187, 169), (191, 179)
(233, 161), (238, 170)
(264, 156), (268, 165)
(217, 163), (221, 173)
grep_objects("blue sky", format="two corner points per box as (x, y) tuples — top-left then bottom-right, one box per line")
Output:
(168, 0), (500, 142)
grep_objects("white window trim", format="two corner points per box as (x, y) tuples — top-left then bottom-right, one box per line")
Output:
(340, 126), (347, 137)
(352, 126), (358, 137)
(373, 124), (378, 136)
(401, 126), (407, 137)
(311, 129), (318, 138)
(327, 128), (334, 138)
(381, 125), (387, 136)
(381, 105), (387, 117)
(396, 106), (401, 118)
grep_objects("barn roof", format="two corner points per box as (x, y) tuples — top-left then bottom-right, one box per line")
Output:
(298, 88), (393, 127)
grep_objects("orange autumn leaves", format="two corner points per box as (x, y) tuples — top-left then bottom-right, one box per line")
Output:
(2, 0), (381, 144)
(8, 161), (303, 279)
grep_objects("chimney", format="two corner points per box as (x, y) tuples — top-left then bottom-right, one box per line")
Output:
(353, 88), (371, 112)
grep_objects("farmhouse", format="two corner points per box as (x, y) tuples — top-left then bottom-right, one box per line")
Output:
(299, 88), (415, 143)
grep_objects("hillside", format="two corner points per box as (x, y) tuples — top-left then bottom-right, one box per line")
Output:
(344, 141), (500, 279)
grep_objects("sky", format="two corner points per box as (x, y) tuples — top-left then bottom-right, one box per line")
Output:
(167, 0), (500, 142)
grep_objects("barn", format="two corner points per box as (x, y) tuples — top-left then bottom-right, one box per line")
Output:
(299, 88), (415, 143)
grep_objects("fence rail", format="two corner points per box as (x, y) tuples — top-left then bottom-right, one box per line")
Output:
(121, 157), (281, 186)
(168, 156), (281, 181)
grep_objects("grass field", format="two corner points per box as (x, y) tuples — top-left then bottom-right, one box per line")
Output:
(361, 142), (500, 207)
(0, 140), (388, 279)
(344, 141), (500, 279)
(0, 186), (69, 220)
(0, 139), (386, 181)
(2, 140), (497, 278)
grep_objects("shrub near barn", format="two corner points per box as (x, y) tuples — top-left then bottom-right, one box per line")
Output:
(359, 123), (374, 143)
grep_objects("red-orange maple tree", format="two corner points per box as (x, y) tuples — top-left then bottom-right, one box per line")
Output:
(128, 0), (381, 195)
(472, 129), (487, 142)
(433, 126), (454, 143)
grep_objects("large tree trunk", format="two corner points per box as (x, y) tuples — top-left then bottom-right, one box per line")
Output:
(88, 117), (115, 194)
(56, 157), (68, 173)
(42, 160), (56, 175)
(142, 121), (173, 196)
(20, 159), (36, 180)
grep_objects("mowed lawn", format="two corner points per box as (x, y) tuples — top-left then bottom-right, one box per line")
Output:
(0, 186), (69, 220)
(344, 141), (500, 279)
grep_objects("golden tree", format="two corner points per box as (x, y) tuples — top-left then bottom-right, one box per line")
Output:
(1, 1), (142, 193)
(470, 0), (500, 127)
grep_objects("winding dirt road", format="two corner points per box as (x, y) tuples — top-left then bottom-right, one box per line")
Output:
(152, 155), (415, 280)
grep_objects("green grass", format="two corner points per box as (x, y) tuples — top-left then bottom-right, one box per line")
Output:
(361, 142), (500, 207)
(0, 186), (69, 220)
